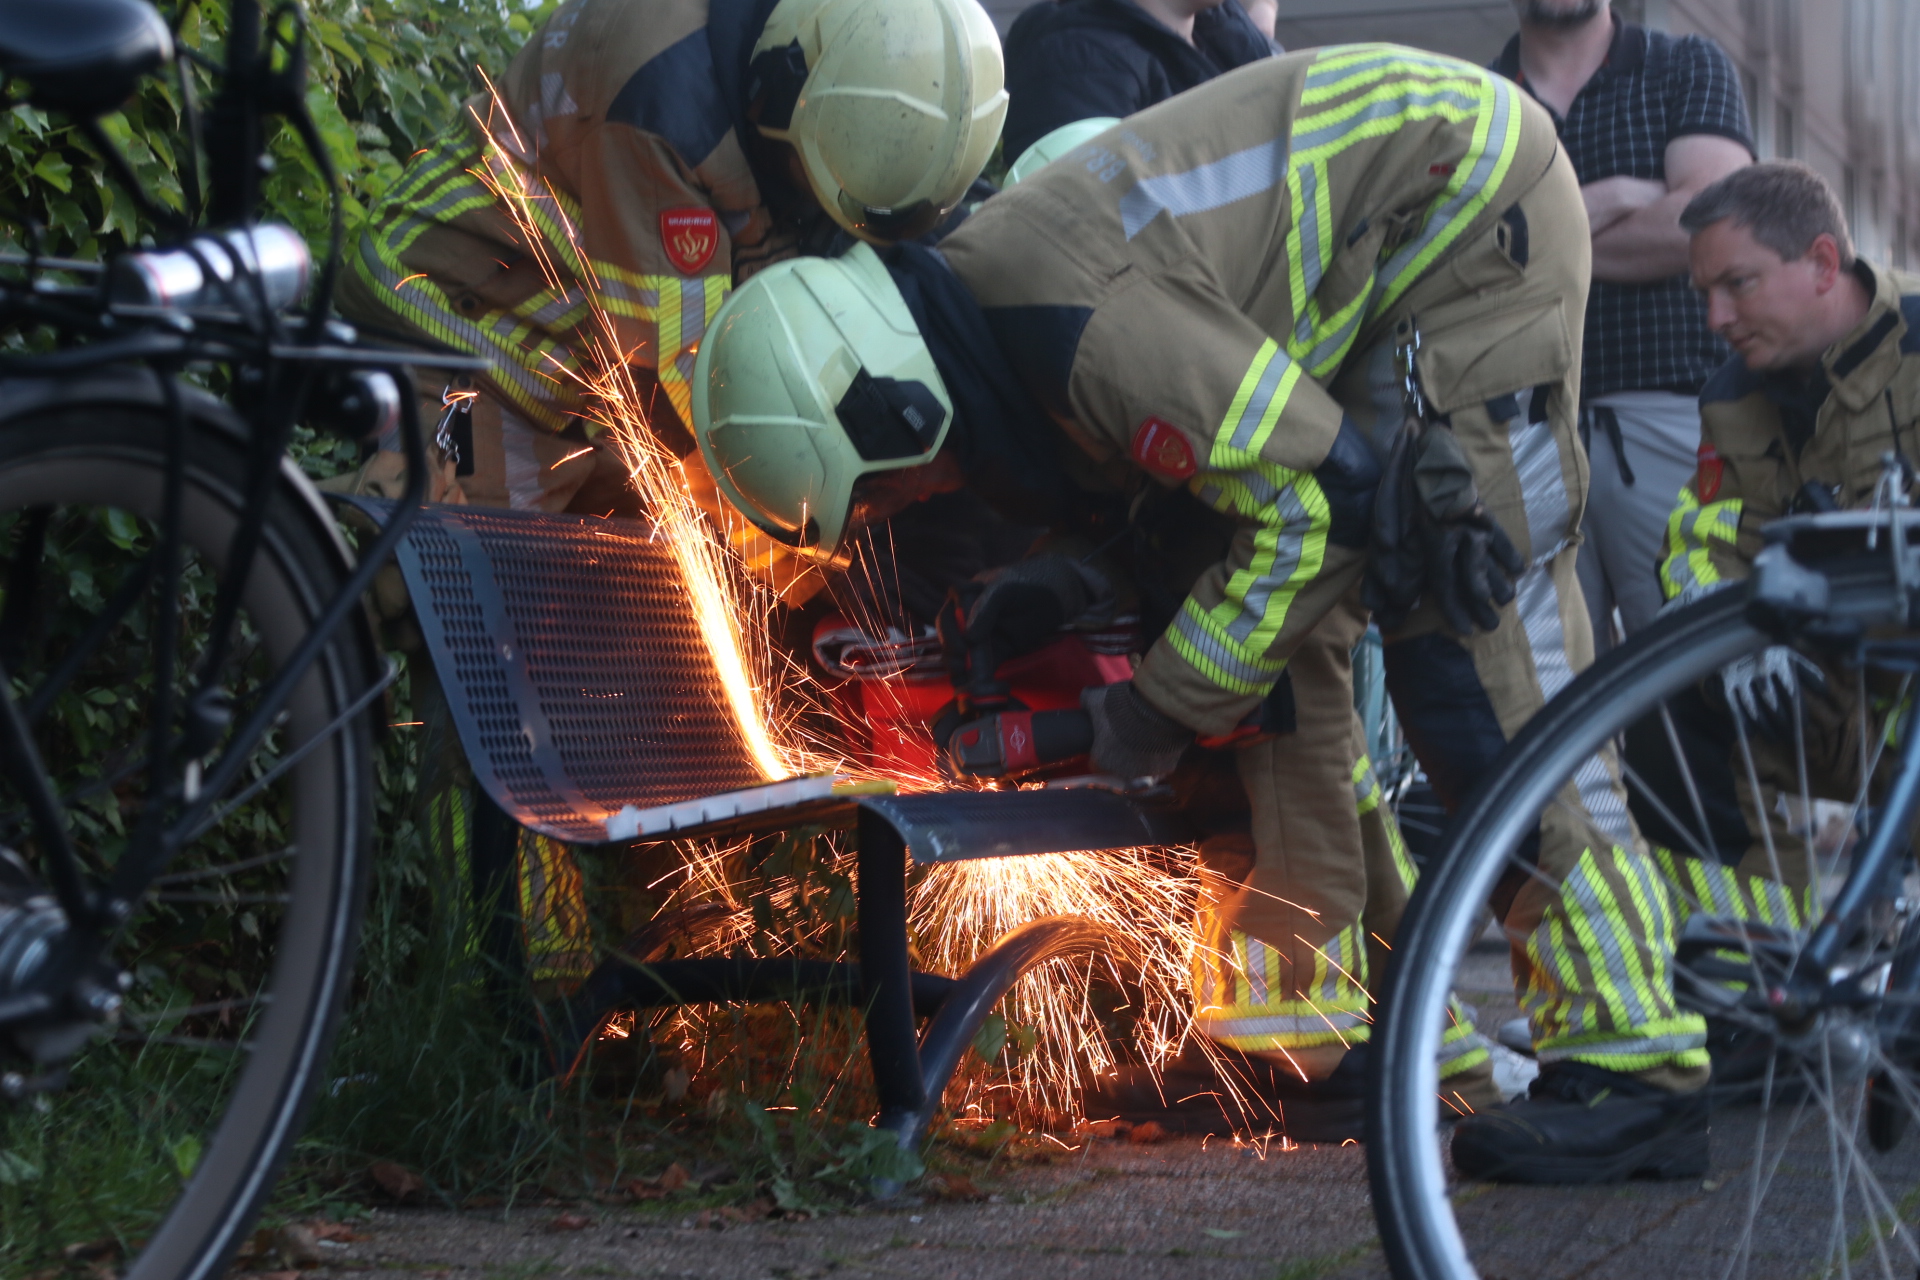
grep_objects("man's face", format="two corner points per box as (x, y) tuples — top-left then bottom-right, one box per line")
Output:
(1689, 219), (1831, 372)
(1514, 0), (1604, 28)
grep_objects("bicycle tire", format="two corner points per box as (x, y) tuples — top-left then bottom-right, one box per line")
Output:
(1369, 560), (1920, 1280)
(0, 385), (373, 1280)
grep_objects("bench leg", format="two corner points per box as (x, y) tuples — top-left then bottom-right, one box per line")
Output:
(857, 807), (925, 1144)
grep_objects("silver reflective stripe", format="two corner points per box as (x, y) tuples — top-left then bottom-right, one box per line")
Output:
(1352, 759), (1377, 807)
(1438, 1027), (1490, 1066)
(1245, 935), (1269, 1008)
(1515, 566), (1635, 849)
(1534, 1030), (1707, 1064)
(1196, 1009), (1370, 1037)
(1508, 406), (1572, 566)
(1170, 605), (1287, 687)
(527, 286), (588, 329)
(1559, 851), (1652, 1031)
(1375, 77), (1516, 304)
(356, 235), (572, 416)
(1289, 84), (1481, 156)
(1119, 137), (1287, 240)
(1288, 161), (1327, 348)
(1226, 348), (1296, 452)
(1318, 928), (1349, 1002)
(674, 278), (711, 383)
(1226, 480), (1313, 645)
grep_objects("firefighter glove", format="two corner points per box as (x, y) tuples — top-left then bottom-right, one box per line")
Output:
(1081, 681), (1193, 782)
(964, 554), (1115, 659)
(1719, 645), (1824, 741)
(1364, 420), (1523, 635)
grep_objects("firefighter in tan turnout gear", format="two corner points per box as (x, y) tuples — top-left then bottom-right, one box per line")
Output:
(330, 0), (1006, 986)
(1473, 161), (1920, 1177)
(335, 0), (1005, 527)
(692, 45), (1721, 1170)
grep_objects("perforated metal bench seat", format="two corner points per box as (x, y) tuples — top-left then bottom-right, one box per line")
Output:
(343, 498), (1188, 1156)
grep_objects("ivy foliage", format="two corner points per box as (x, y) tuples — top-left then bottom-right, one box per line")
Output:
(0, 0), (551, 260)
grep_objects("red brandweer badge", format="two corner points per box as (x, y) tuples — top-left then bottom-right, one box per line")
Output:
(1130, 417), (1196, 480)
(660, 207), (718, 275)
(1696, 442), (1724, 502)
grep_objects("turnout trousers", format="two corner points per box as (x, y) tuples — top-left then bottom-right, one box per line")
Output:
(1198, 147), (1708, 1077)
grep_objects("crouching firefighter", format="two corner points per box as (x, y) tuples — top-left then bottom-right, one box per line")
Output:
(1470, 162), (1920, 1176)
(691, 45), (1714, 1169)
(329, 0), (1007, 989)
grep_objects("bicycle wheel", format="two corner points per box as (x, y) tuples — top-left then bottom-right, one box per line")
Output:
(1371, 564), (1920, 1280)
(0, 381), (375, 1280)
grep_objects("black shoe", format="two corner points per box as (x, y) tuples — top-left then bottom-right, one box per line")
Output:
(1084, 1043), (1367, 1143)
(1450, 1060), (1710, 1184)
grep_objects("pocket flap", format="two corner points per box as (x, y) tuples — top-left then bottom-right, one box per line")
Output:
(1414, 296), (1572, 416)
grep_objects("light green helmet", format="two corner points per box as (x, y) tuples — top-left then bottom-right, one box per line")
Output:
(692, 242), (949, 561)
(1004, 116), (1119, 186)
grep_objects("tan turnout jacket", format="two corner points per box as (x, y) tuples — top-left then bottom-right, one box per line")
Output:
(337, 0), (793, 441)
(1660, 261), (1920, 596)
(939, 45), (1568, 730)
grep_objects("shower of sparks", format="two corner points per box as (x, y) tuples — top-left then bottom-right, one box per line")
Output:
(464, 87), (1305, 1130)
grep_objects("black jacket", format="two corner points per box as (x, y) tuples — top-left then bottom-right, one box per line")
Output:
(1001, 0), (1276, 160)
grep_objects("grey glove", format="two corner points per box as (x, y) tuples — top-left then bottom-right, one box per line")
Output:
(1720, 646), (1824, 740)
(965, 554), (1115, 659)
(1081, 681), (1193, 781)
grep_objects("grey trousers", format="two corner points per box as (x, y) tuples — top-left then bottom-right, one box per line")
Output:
(1576, 390), (1702, 655)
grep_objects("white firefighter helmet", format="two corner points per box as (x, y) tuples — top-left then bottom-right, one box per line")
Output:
(750, 0), (1007, 243)
(1004, 116), (1119, 186)
(692, 242), (949, 559)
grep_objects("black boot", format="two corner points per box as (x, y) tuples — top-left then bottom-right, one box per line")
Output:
(1450, 1060), (1709, 1184)
(1084, 1042), (1367, 1143)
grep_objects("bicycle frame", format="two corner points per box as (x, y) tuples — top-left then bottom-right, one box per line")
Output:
(0, 0), (481, 1054)
(1745, 489), (1920, 1024)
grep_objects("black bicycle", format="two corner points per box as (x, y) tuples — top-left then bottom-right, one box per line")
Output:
(0, 1), (476, 1275)
(1371, 480), (1920, 1278)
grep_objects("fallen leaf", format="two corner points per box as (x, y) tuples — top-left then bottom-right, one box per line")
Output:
(307, 1221), (367, 1244)
(718, 1198), (774, 1223)
(1086, 1119), (1131, 1140)
(657, 1161), (690, 1191)
(1127, 1121), (1168, 1145)
(546, 1212), (594, 1232)
(662, 1066), (690, 1102)
(368, 1160), (423, 1202)
(273, 1224), (323, 1268)
(923, 1173), (985, 1201)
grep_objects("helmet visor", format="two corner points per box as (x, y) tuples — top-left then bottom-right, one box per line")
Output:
(838, 193), (944, 244)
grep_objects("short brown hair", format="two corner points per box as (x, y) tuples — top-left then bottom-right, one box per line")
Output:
(1679, 161), (1854, 265)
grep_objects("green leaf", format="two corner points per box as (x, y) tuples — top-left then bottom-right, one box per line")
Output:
(31, 152), (71, 194)
(169, 1134), (203, 1181)
(971, 1012), (1007, 1064)
(0, 1150), (40, 1185)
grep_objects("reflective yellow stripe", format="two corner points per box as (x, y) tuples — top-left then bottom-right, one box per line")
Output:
(1193, 924), (1371, 1051)
(1659, 485), (1742, 600)
(516, 831), (595, 983)
(1168, 463), (1329, 696)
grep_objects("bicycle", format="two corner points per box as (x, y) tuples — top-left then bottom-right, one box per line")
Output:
(0, 0), (474, 1275)
(1369, 473), (1920, 1278)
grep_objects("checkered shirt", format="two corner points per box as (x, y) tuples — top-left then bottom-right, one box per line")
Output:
(1495, 19), (1753, 399)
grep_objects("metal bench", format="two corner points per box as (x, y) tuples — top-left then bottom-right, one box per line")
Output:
(348, 498), (1185, 1150)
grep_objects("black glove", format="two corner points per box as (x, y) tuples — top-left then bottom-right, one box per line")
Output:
(964, 553), (1114, 659)
(1081, 681), (1193, 781)
(1363, 419), (1524, 635)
